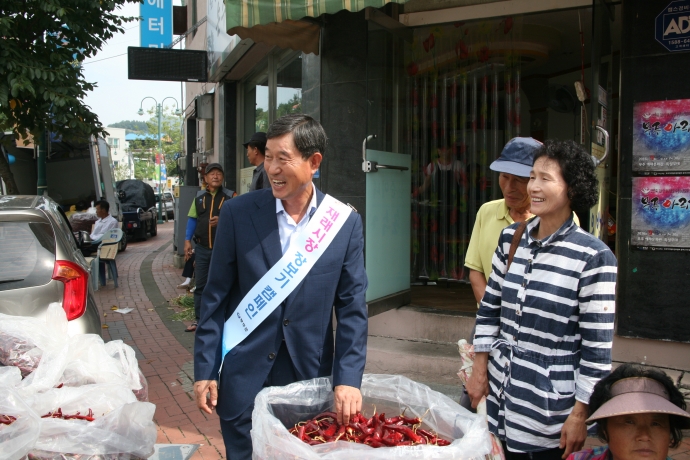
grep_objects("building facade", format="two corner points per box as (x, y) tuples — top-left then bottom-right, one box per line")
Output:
(179, 0), (690, 371)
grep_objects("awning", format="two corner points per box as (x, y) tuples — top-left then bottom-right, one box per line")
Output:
(226, 0), (407, 54)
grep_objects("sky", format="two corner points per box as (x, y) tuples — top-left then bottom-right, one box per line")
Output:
(82, 1), (185, 128)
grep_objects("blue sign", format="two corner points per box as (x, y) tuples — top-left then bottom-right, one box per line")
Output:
(140, 0), (173, 48)
(656, 0), (690, 52)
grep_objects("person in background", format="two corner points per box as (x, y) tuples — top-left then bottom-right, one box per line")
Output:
(568, 363), (690, 460)
(184, 163), (236, 332)
(467, 140), (617, 460)
(178, 251), (195, 290)
(465, 137), (542, 305)
(245, 132), (270, 192)
(89, 200), (119, 241)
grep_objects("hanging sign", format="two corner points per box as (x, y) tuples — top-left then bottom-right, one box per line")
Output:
(656, 0), (690, 52)
(140, 0), (173, 48)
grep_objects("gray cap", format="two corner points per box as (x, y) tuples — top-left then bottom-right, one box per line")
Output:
(205, 162), (223, 174)
(490, 137), (543, 178)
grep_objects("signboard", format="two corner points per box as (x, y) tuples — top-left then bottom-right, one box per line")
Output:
(631, 176), (690, 251)
(632, 99), (690, 175)
(656, 0), (690, 52)
(140, 0), (173, 48)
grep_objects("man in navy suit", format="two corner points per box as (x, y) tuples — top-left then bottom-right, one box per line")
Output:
(193, 114), (368, 459)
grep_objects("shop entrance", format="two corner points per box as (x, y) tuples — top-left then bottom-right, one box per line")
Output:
(366, 4), (620, 311)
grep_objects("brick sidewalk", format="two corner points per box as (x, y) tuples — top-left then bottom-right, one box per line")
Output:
(92, 222), (690, 460)
(93, 222), (225, 460)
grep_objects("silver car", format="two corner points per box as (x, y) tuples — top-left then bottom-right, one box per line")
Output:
(0, 196), (102, 336)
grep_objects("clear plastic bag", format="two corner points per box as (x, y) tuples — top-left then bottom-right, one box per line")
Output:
(28, 384), (156, 458)
(251, 374), (493, 460)
(0, 386), (41, 460)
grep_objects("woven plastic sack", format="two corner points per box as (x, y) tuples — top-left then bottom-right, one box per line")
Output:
(0, 384), (41, 460)
(251, 374), (492, 460)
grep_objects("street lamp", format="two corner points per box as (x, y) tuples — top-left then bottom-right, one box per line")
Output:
(138, 96), (182, 224)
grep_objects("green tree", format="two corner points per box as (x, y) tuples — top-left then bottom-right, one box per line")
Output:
(276, 93), (302, 118)
(113, 163), (130, 181)
(108, 120), (149, 134)
(142, 106), (183, 183)
(0, 0), (137, 192)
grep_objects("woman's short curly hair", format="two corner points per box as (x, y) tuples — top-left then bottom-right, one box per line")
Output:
(589, 363), (687, 448)
(533, 140), (599, 211)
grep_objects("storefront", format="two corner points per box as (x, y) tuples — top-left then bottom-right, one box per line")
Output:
(184, 0), (690, 371)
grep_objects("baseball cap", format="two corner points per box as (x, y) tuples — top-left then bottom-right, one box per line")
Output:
(205, 163), (224, 175)
(490, 137), (543, 178)
(587, 377), (690, 428)
(243, 132), (267, 148)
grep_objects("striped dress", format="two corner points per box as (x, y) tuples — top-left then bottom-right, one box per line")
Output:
(474, 216), (617, 453)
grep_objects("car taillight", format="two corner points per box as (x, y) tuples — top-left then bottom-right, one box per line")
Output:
(52, 260), (89, 321)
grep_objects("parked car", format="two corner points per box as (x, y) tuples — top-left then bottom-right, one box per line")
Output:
(0, 195), (102, 336)
(155, 191), (175, 219)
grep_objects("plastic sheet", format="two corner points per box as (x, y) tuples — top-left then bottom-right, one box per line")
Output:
(252, 374), (492, 460)
(31, 386), (156, 459)
(0, 386), (41, 460)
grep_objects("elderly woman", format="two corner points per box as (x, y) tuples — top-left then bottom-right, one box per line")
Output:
(467, 140), (618, 460)
(568, 363), (690, 460)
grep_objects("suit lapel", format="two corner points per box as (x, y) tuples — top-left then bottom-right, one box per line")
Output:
(249, 190), (282, 268)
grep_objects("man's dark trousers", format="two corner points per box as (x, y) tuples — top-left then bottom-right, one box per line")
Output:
(219, 342), (297, 460)
(193, 245), (212, 320)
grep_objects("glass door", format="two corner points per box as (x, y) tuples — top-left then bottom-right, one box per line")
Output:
(364, 15), (411, 304)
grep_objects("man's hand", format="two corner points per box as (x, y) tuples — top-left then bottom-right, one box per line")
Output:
(334, 385), (362, 425)
(466, 352), (490, 408)
(560, 401), (588, 459)
(194, 380), (218, 414)
(209, 216), (219, 228)
(184, 240), (193, 261)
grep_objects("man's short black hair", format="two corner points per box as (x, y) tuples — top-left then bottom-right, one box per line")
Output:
(95, 200), (110, 213)
(267, 114), (327, 160)
(589, 363), (687, 448)
(533, 140), (599, 211)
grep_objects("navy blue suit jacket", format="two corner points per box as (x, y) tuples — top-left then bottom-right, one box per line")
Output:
(194, 187), (368, 420)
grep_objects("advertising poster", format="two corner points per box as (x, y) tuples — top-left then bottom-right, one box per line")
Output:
(631, 176), (690, 250)
(633, 99), (690, 175)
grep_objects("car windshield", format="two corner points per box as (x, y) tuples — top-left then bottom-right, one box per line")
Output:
(0, 221), (56, 292)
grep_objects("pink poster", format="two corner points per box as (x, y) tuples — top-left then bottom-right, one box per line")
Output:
(633, 99), (690, 175)
(631, 176), (690, 250)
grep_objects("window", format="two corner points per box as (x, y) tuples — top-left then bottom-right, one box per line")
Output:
(0, 221), (56, 291)
(276, 54), (302, 117)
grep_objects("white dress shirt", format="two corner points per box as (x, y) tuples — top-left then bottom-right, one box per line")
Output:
(90, 214), (119, 241)
(275, 184), (318, 255)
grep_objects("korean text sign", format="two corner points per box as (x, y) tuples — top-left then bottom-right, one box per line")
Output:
(140, 0), (173, 48)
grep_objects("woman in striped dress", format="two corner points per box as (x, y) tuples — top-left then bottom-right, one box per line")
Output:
(467, 140), (618, 460)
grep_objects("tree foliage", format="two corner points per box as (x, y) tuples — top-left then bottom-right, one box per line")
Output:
(108, 120), (149, 134)
(0, 0), (138, 143)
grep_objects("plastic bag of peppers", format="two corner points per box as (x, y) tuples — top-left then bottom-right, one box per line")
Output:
(252, 374), (493, 459)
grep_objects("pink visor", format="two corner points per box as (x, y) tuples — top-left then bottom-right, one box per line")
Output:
(587, 377), (690, 428)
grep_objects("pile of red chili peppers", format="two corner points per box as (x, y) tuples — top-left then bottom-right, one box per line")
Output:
(0, 414), (17, 425)
(288, 410), (451, 448)
(42, 408), (95, 422)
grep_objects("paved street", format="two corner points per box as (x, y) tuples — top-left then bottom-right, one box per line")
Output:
(94, 222), (225, 460)
(92, 221), (690, 460)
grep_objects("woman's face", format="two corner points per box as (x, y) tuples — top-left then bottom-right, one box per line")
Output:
(528, 157), (571, 219)
(606, 413), (671, 460)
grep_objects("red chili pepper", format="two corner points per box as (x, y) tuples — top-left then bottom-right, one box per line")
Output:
(0, 414), (16, 425)
(384, 424), (423, 444)
(322, 423), (337, 437)
(297, 425), (306, 441)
